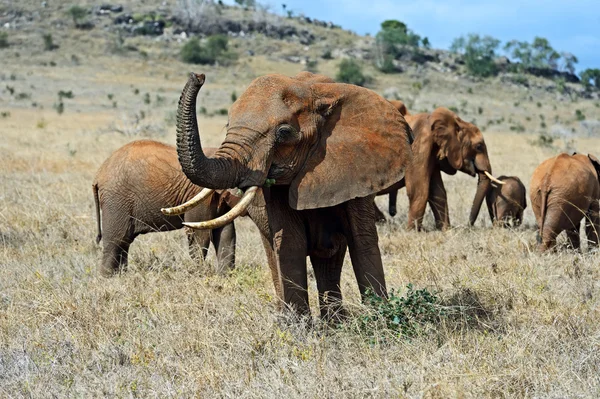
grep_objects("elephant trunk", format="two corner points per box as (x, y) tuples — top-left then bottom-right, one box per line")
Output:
(176, 73), (239, 189)
(469, 172), (492, 226)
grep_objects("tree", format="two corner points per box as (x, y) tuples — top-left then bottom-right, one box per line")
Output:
(450, 34), (500, 78)
(504, 37), (571, 72)
(580, 69), (600, 89)
(374, 19), (422, 73)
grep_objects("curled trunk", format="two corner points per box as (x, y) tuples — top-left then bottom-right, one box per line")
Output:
(469, 173), (492, 225)
(176, 73), (239, 189)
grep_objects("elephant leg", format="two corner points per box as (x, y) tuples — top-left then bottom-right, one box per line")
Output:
(310, 242), (347, 321)
(388, 190), (398, 217)
(266, 188), (310, 316)
(373, 200), (386, 223)
(538, 210), (560, 252)
(585, 200), (600, 248)
(100, 238), (132, 277)
(427, 169), (450, 230)
(345, 196), (387, 299)
(186, 227), (210, 263)
(212, 222), (236, 274)
(566, 227), (581, 250)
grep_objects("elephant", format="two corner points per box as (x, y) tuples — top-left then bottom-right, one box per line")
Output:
(163, 72), (413, 318)
(530, 153), (600, 251)
(93, 140), (242, 276)
(486, 175), (527, 227)
(377, 107), (504, 230)
(388, 100), (409, 116)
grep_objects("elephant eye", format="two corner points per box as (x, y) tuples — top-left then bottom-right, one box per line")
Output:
(475, 143), (485, 152)
(276, 124), (296, 142)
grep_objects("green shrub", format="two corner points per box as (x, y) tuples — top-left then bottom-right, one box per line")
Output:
(0, 32), (8, 49)
(58, 90), (74, 99)
(509, 123), (525, 132)
(42, 33), (58, 51)
(66, 5), (87, 25)
(575, 109), (585, 121)
(336, 59), (368, 86)
(231, 91), (237, 102)
(180, 35), (237, 65)
(356, 285), (443, 338)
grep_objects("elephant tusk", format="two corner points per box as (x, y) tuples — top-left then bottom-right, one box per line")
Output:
(161, 188), (215, 216)
(183, 186), (258, 230)
(484, 171), (506, 185)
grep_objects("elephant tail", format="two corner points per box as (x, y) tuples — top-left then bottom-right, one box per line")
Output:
(538, 188), (549, 242)
(93, 183), (102, 244)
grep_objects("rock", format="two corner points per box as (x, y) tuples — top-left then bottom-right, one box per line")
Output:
(111, 5), (123, 13)
(383, 87), (401, 100)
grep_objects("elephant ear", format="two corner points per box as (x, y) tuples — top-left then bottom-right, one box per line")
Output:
(431, 108), (463, 171)
(288, 83), (412, 210)
(588, 154), (600, 180)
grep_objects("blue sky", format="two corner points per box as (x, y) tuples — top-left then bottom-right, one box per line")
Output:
(251, 0), (599, 73)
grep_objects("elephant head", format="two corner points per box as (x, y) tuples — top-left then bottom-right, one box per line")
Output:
(171, 72), (412, 225)
(455, 120), (503, 225)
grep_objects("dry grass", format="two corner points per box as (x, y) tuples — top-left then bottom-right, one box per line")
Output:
(2, 6), (600, 397)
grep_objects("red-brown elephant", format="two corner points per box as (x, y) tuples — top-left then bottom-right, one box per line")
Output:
(530, 153), (600, 251)
(163, 72), (413, 318)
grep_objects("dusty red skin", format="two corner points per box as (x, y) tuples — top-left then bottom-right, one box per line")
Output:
(530, 153), (600, 251)
(173, 71), (413, 318)
(487, 175), (527, 227)
(93, 140), (241, 276)
(376, 106), (497, 231)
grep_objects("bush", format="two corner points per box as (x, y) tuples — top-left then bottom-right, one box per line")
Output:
(42, 33), (58, 51)
(374, 19), (422, 72)
(450, 34), (500, 78)
(355, 285), (443, 338)
(0, 32), (8, 49)
(575, 109), (585, 121)
(336, 59), (368, 86)
(66, 5), (87, 26)
(180, 35), (237, 65)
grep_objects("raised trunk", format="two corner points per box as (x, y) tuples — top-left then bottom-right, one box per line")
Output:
(176, 73), (239, 189)
(469, 173), (491, 225)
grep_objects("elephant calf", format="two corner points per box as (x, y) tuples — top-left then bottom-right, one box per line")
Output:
(530, 153), (600, 251)
(486, 176), (527, 227)
(93, 140), (239, 276)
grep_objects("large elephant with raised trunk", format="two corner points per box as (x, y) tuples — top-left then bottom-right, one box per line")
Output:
(93, 140), (242, 276)
(164, 72), (413, 318)
(377, 107), (504, 230)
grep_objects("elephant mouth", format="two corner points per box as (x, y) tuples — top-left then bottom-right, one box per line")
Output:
(267, 163), (293, 181)
(462, 160), (477, 177)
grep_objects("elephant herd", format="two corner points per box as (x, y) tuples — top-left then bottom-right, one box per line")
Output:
(92, 71), (600, 319)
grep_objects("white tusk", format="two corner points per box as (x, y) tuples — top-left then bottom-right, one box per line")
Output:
(183, 186), (258, 230)
(484, 171), (506, 185)
(161, 188), (214, 216)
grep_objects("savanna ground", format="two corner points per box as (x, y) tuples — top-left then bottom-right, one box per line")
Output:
(2, 9), (600, 396)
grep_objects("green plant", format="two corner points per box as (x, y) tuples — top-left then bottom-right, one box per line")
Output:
(36, 119), (47, 129)
(180, 35), (237, 65)
(143, 93), (151, 105)
(321, 49), (333, 60)
(467, 87), (473, 94)
(336, 59), (368, 86)
(580, 68), (600, 89)
(1, 111), (11, 118)
(58, 90), (74, 99)
(42, 33), (58, 51)
(217, 108), (228, 115)
(198, 106), (207, 115)
(509, 123), (525, 132)
(356, 285), (443, 338)
(450, 34), (500, 78)
(575, 109), (585, 121)
(478, 107), (483, 115)
(107, 94), (114, 100)
(15, 92), (30, 100)
(536, 102), (542, 108)
(540, 121), (546, 129)
(448, 106), (459, 113)
(0, 32), (8, 49)
(54, 101), (64, 114)
(530, 133), (554, 148)
(66, 5), (87, 25)
(231, 91), (237, 102)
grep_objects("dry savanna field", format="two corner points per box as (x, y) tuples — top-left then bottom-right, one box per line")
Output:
(1, 8), (600, 397)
